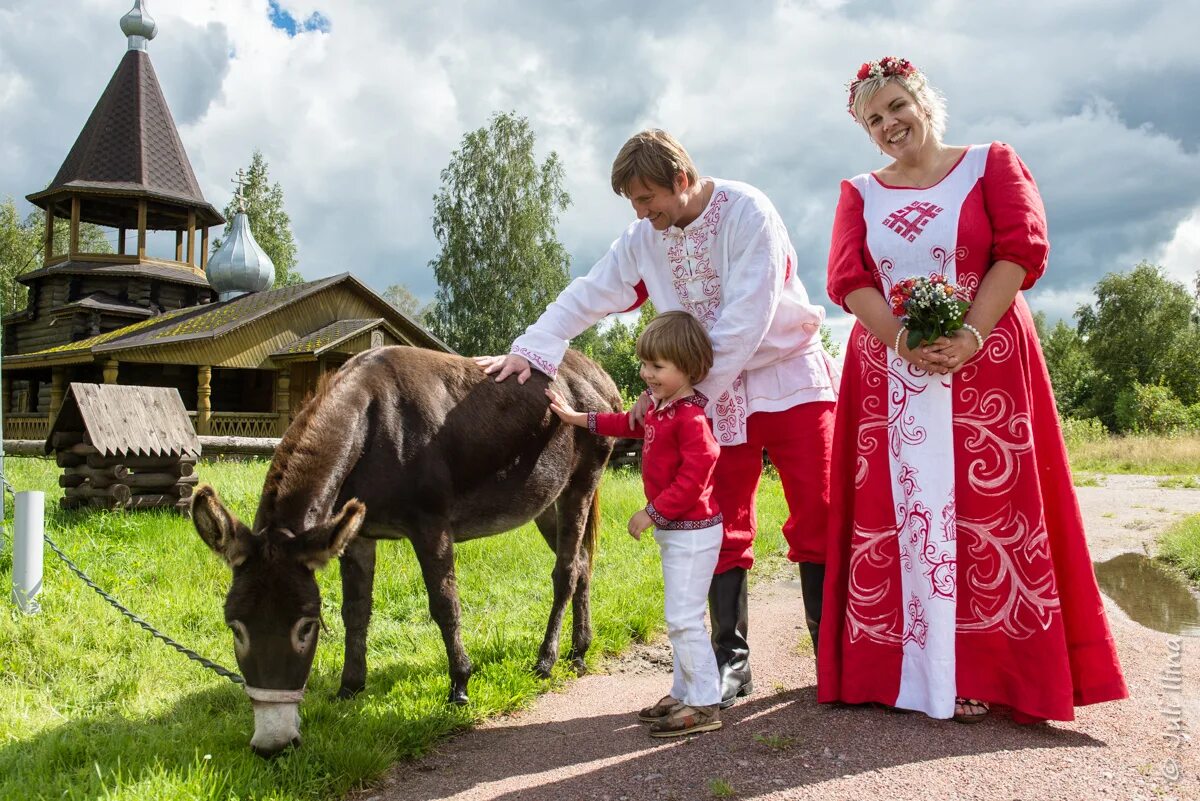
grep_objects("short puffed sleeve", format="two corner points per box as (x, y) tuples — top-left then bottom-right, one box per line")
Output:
(826, 179), (879, 311)
(982, 142), (1049, 289)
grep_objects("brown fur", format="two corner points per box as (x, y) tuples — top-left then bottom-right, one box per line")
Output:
(194, 345), (621, 716)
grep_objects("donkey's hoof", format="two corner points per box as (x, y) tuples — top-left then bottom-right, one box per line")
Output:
(448, 688), (469, 706)
(336, 682), (364, 700)
(533, 660), (555, 680)
(570, 657), (588, 675)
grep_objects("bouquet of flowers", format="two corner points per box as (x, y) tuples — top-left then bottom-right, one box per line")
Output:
(889, 274), (970, 351)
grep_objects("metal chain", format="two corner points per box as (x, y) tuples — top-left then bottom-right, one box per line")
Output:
(41, 533), (244, 685)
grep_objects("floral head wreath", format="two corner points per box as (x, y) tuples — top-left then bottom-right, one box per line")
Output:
(846, 56), (920, 120)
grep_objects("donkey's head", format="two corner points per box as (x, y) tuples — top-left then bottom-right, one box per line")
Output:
(192, 485), (365, 757)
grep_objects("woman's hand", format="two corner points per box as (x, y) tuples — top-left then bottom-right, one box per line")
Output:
(627, 509), (653, 540)
(546, 388), (587, 427)
(920, 328), (981, 374)
(896, 334), (948, 374)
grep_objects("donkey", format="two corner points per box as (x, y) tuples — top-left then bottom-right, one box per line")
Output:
(192, 345), (620, 756)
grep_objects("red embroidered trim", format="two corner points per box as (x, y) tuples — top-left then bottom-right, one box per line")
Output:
(646, 503), (724, 531)
(511, 346), (557, 377)
(587, 411), (598, 434)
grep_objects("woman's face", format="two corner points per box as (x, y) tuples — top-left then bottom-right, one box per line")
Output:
(861, 81), (931, 159)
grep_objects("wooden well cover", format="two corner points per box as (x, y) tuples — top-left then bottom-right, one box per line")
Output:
(45, 383), (200, 458)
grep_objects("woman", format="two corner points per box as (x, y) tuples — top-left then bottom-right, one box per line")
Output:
(817, 56), (1127, 723)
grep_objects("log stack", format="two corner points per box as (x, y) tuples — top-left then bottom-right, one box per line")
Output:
(46, 383), (202, 514)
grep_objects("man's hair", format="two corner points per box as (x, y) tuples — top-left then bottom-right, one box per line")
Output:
(636, 311), (714, 384)
(610, 129), (700, 197)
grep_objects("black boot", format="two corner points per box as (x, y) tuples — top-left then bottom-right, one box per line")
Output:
(799, 562), (825, 659)
(709, 567), (752, 709)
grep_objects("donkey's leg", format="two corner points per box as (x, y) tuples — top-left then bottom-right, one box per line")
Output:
(534, 476), (596, 678)
(410, 530), (472, 705)
(565, 468), (604, 672)
(338, 536), (377, 699)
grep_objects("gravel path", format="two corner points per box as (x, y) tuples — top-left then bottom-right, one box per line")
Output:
(355, 475), (1199, 801)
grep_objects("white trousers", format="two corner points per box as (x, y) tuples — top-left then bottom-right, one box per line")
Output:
(655, 522), (723, 707)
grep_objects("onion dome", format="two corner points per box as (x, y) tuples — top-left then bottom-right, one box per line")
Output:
(207, 192), (274, 301)
(120, 0), (158, 51)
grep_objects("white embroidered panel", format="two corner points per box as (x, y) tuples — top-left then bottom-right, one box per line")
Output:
(854, 145), (987, 718)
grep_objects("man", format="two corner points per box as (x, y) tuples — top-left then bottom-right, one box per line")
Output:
(477, 129), (836, 706)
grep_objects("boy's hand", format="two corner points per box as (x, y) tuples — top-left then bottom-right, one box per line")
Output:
(546, 388), (587, 427)
(627, 509), (653, 540)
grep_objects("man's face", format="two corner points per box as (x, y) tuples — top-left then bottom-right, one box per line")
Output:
(626, 174), (688, 231)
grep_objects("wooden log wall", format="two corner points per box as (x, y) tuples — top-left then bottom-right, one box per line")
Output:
(55, 436), (196, 513)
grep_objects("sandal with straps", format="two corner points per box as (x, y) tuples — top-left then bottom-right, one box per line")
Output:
(637, 694), (680, 723)
(953, 697), (990, 724)
(648, 704), (723, 738)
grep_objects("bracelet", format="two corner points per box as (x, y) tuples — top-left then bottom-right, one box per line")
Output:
(892, 326), (906, 353)
(962, 323), (985, 352)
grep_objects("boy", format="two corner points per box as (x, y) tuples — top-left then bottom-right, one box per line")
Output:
(547, 311), (724, 737)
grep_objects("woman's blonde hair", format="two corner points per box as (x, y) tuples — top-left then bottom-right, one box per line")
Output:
(851, 71), (948, 143)
(610, 129), (700, 197)
(636, 311), (714, 384)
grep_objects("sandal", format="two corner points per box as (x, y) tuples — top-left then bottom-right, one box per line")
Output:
(648, 704), (722, 738)
(953, 697), (990, 724)
(637, 694), (680, 723)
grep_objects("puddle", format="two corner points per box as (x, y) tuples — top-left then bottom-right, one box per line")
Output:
(1093, 552), (1200, 637)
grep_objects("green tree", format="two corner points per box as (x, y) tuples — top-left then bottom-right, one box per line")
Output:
(1075, 261), (1200, 430)
(382, 282), (434, 326)
(429, 111), (571, 356)
(1035, 315), (1096, 418)
(573, 302), (656, 404)
(820, 324), (842, 358)
(213, 150), (303, 288)
(1, 197), (110, 314)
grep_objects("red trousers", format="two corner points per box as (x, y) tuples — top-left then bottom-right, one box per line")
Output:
(711, 401), (835, 573)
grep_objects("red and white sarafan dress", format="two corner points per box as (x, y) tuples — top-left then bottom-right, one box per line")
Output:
(818, 142), (1127, 721)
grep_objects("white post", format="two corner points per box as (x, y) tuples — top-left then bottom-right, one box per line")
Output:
(12, 491), (44, 613)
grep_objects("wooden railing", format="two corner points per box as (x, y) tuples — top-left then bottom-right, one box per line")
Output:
(207, 412), (279, 438)
(3, 415), (50, 440)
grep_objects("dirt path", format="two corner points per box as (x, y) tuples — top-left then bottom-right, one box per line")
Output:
(355, 476), (1200, 801)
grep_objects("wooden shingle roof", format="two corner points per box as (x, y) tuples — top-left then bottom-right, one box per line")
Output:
(25, 49), (223, 228)
(46, 383), (200, 458)
(271, 319), (385, 357)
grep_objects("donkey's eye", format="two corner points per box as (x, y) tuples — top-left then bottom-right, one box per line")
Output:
(291, 617), (320, 654)
(229, 620), (250, 660)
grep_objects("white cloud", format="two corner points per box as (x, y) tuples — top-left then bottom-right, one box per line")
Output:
(1157, 208), (1200, 289)
(1, 0), (1197, 317)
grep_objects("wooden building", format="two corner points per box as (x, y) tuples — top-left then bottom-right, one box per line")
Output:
(2, 2), (448, 441)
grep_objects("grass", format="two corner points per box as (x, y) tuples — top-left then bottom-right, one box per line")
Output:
(1159, 513), (1200, 584)
(1157, 475), (1200, 489)
(708, 777), (736, 798)
(1067, 433), (1200, 475)
(0, 458), (789, 801)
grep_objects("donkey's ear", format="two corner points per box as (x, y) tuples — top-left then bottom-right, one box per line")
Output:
(296, 498), (366, 570)
(192, 485), (253, 567)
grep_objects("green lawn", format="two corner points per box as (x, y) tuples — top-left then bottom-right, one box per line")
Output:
(0, 458), (790, 801)
(1160, 514), (1200, 584)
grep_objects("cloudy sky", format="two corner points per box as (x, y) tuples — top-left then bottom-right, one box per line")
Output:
(1, 0), (1197, 347)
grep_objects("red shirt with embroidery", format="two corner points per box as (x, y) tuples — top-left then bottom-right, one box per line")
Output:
(589, 393), (722, 530)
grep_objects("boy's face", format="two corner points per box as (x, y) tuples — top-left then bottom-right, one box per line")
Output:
(639, 358), (690, 402)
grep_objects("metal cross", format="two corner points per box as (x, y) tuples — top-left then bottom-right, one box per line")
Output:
(232, 168), (249, 212)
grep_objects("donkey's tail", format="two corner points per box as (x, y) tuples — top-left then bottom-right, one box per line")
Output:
(584, 488), (601, 576)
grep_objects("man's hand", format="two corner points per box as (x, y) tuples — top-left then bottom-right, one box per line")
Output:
(629, 391), (652, 430)
(546, 388), (587, 428)
(627, 509), (653, 540)
(474, 353), (532, 384)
